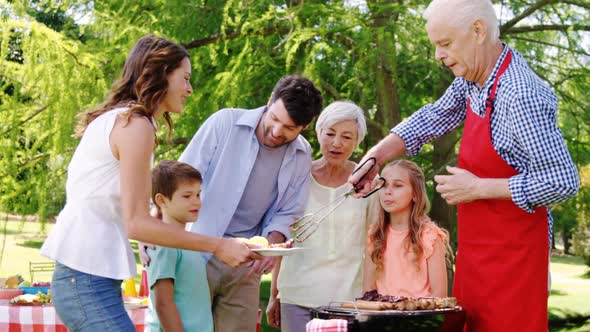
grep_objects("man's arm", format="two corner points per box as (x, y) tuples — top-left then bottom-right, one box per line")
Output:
(507, 94), (579, 211)
(351, 78), (468, 194)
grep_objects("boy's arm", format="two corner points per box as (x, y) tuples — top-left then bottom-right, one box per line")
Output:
(427, 238), (448, 297)
(152, 279), (183, 331)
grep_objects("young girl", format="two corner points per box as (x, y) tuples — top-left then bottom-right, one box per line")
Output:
(41, 36), (254, 332)
(363, 160), (451, 298)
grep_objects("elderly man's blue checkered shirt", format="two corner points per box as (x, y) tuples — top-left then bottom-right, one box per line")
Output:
(392, 45), (580, 245)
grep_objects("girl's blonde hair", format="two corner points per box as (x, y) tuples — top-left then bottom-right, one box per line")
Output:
(369, 159), (452, 271)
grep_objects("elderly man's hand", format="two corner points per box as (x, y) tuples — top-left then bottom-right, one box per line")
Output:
(434, 166), (481, 205)
(348, 156), (380, 197)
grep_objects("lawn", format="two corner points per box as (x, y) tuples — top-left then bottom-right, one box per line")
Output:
(548, 255), (590, 332)
(1, 218), (589, 331)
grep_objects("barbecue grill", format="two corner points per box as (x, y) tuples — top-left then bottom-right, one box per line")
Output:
(311, 304), (465, 332)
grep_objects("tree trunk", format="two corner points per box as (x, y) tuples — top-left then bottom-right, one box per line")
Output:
(366, 0), (402, 147)
(562, 230), (571, 254)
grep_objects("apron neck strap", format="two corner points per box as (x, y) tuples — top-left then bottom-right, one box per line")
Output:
(485, 50), (512, 112)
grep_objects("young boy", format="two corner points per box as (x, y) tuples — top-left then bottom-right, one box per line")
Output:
(145, 160), (213, 332)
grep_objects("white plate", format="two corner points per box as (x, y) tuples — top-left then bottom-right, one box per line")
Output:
(124, 303), (148, 309)
(251, 247), (306, 256)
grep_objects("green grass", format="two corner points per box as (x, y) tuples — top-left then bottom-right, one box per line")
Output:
(1, 219), (588, 331)
(548, 254), (590, 331)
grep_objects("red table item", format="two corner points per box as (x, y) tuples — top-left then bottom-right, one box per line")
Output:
(0, 303), (146, 331)
(0, 289), (23, 302)
(306, 318), (348, 332)
(138, 270), (149, 298)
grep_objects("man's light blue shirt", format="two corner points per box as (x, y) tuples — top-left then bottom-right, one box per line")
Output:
(179, 106), (311, 244)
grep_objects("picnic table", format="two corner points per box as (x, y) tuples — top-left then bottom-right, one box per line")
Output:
(0, 303), (146, 331)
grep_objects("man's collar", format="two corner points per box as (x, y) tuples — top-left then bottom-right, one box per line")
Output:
(480, 43), (510, 89)
(236, 105), (266, 128)
(235, 106), (308, 152)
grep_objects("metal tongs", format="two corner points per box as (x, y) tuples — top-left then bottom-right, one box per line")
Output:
(289, 157), (385, 242)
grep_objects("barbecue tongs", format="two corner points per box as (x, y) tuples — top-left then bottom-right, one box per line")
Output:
(289, 157), (385, 242)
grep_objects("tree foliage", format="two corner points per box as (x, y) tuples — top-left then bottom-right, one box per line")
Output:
(0, 0), (588, 247)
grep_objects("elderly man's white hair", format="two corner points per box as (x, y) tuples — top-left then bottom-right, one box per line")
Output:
(315, 101), (367, 149)
(424, 0), (500, 41)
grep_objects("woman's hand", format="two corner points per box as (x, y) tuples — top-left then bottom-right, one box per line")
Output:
(266, 293), (281, 328)
(213, 238), (261, 267)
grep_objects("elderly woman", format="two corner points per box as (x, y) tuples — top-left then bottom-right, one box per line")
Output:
(266, 101), (379, 331)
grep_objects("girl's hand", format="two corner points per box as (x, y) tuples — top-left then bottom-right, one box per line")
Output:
(214, 238), (261, 267)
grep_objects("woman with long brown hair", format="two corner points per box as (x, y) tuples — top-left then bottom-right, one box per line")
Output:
(41, 35), (257, 331)
(363, 160), (452, 298)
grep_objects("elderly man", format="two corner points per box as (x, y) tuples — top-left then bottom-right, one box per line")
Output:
(351, 0), (579, 331)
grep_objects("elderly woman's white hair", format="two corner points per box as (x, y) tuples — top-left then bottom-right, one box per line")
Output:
(315, 101), (367, 149)
(424, 0), (500, 41)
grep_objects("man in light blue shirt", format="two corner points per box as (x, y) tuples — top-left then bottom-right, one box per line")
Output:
(179, 75), (323, 331)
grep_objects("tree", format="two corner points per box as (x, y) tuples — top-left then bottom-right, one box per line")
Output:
(0, 0), (587, 245)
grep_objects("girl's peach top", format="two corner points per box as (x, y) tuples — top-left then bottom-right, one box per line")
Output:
(370, 221), (446, 298)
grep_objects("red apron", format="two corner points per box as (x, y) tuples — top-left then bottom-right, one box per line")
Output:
(454, 51), (548, 332)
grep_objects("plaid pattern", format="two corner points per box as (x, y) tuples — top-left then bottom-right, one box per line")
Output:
(0, 304), (146, 332)
(306, 318), (348, 332)
(392, 45), (580, 245)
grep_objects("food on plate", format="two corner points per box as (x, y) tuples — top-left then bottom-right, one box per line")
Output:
(10, 290), (51, 304)
(32, 281), (51, 287)
(269, 239), (294, 249)
(246, 236), (270, 248)
(341, 290), (458, 311)
(242, 237), (294, 251)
